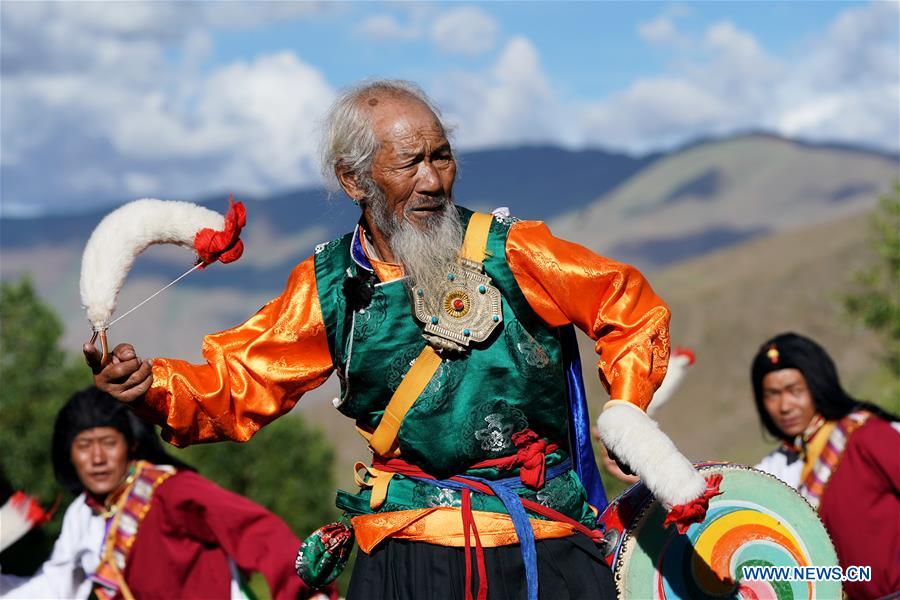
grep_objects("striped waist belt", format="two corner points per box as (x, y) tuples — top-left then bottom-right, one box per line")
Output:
(351, 457), (603, 600)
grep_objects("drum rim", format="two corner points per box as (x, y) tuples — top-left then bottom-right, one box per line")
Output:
(610, 462), (838, 599)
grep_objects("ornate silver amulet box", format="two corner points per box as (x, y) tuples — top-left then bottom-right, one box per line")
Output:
(412, 258), (503, 352)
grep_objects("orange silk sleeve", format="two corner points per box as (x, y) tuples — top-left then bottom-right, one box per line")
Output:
(141, 256), (334, 447)
(506, 220), (670, 411)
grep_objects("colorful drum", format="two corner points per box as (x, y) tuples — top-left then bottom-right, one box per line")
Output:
(598, 463), (841, 599)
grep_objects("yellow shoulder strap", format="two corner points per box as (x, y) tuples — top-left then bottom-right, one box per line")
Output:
(367, 212), (494, 457)
(459, 211), (493, 263)
(369, 345), (442, 456)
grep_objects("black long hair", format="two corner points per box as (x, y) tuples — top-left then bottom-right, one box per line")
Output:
(51, 387), (191, 495)
(751, 332), (898, 442)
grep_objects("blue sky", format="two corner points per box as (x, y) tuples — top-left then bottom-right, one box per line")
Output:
(208, 2), (858, 96)
(1, 1), (897, 216)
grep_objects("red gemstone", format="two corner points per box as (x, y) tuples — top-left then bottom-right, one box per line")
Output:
(452, 299), (465, 311)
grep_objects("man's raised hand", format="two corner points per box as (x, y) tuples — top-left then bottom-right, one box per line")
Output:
(83, 342), (153, 404)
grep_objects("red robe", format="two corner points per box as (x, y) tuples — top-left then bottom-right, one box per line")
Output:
(817, 418), (900, 599)
(118, 470), (311, 599)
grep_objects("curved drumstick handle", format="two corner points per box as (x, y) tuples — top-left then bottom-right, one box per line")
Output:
(87, 329), (111, 368)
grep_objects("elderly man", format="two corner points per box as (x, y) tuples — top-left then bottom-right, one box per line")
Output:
(87, 80), (709, 599)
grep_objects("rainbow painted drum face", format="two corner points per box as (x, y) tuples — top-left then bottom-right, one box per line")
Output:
(599, 463), (842, 600)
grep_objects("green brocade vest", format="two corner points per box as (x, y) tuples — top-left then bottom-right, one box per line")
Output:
(313, 207), (594, 526)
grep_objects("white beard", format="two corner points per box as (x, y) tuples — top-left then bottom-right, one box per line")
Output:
(366, 190), (463, 298)
(391, 207), (463, 296)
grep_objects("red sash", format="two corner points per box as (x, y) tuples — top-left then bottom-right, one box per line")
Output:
(799, 411), (871, 509)
(91, 461), (175, 600)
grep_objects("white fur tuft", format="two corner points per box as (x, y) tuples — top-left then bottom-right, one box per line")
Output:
(597, 403), (706, 508)
(646, 350), (693, 416)
(80, 199), (226, 329)
(0, 493), (46, 553)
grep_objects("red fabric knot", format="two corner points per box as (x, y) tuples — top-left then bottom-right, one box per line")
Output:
(663, 473), (724, 534)
(510, 429), (558, 490)
(194, 195), (247, 267)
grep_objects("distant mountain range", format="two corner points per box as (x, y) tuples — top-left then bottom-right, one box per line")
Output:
(1, 132), (896, 360)
(1, 144), (654, 244)
(550, 133), (898, 268)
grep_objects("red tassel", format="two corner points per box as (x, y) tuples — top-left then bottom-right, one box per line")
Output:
(462, 489), (473, 600)
(194, 195), (247, 267)
(10, 491), (56, 526)
(510, 429), (558, 490)
(460, 489), (488, 600)
(663, 474), (724, 534)
(473, 513), (487, 600)
(674, 346), (696, 365)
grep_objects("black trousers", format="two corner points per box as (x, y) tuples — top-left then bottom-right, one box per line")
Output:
(347, 533), (617, 600)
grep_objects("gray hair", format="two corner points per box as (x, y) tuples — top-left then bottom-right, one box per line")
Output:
(319, 79), (449, 194)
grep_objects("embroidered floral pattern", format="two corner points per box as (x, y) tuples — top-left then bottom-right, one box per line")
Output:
(352, 293), (387, 342)
(504, 320), (550, 369)
(467, 402), (528, 456)
(518, 472), (586, 521)
(493, 213), (520, 226)
(411, 481), (461, 508)
(535, 477), (570, 509)
(428, 488), (462, 508)
(314, 238), (341, 256)
(387, 347), (426, 391)
(475, 414), (515, 453)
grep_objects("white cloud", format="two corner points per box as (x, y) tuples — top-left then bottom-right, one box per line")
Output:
(437, 37), (565, 148)
(637, 4), (692, 47)
(198, 53), (335, 191)
(638, 16), (679, 45)
(200, 2), (334, 29)
(436, 3), (896, 156)
(807, 0), (899, 89)
(431, 6), (499, 56)
(574, 3), (898, 153)
(357, 5), (499, 55)
(1, 1), (896, 215)
(638, 15), (694, 49)
(580, 78), (734, 149)
(356, 14), (422, 41)
(0, 1), (337, 212)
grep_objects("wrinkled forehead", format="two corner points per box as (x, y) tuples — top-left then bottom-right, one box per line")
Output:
(362, 93), (447, 144)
